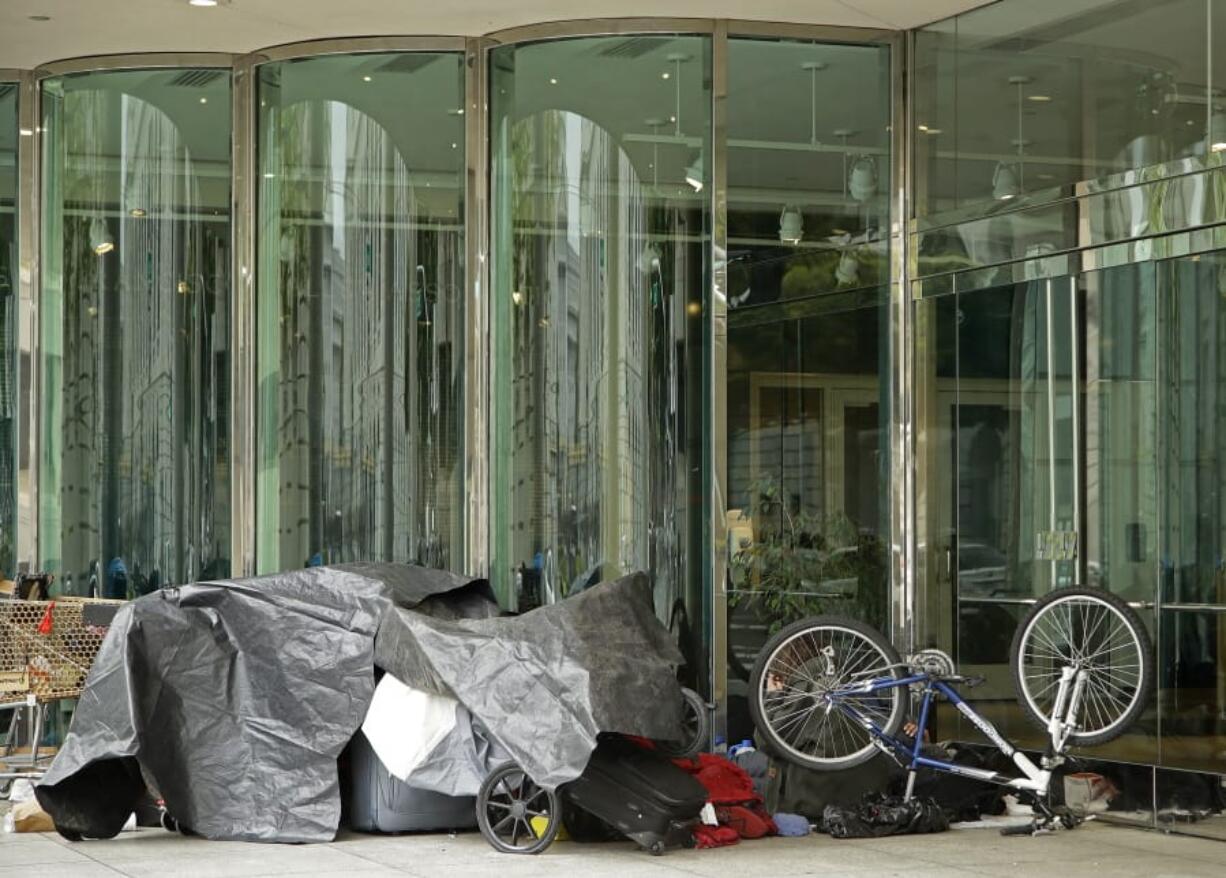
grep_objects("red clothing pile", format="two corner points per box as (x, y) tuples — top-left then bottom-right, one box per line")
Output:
(674, 753), (777, 848)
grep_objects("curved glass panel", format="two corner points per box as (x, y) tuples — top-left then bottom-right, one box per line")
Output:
(255, 53), (466, 573)
(489, 35), (712, 670)
(0, 82), (17, 578)
(39, 68), (232, 597)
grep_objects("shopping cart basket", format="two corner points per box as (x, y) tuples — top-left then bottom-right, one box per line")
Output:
(0, 597), (117, 790)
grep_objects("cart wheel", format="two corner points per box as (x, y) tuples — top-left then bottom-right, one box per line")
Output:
(476, 761), (559, 854)
(56, 826), (83, 843)
(648, 840), (666, 856)
(159, 811), (178, 833)
(654, 687), (709, 759)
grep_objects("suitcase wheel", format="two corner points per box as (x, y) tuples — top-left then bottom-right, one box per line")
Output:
(476, 761), (560, 855)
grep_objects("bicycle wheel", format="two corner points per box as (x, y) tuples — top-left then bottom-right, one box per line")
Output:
(476, 761), (560, 854)
(654, 687), (709, 759)
(1011, 587), (1154, 747)
(749, 616), (906, 771)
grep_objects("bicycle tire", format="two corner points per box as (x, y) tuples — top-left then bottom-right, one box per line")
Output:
(1010, 587), (1154, 747)
(749, 615), (906, 771)
(654, 687), (709, 759)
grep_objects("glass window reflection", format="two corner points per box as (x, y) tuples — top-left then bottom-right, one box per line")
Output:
(39, 69), (232, 596)
(255, 53), (466, 573)
(489, 35), (712, 671)
(0, 82), (17, 579)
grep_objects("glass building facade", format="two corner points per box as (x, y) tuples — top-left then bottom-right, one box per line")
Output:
(5, 0), (1226, 836)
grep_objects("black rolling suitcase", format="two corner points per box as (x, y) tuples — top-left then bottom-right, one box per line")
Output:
(561, 736), (707, 854)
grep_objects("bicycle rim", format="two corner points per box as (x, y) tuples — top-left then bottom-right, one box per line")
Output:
(755, 623), (901, 767)
(1016, 594), (1144, 740)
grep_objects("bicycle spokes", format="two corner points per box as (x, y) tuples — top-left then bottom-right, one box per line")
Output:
(757, 623), (903, 767)
(1016, 593), (1146, 744)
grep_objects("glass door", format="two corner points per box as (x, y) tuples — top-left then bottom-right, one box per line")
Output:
(918, 262), (1161, 770)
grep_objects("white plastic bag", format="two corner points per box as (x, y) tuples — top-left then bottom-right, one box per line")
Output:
(361, 674), (459, 781)
(8, 778), (35, 804)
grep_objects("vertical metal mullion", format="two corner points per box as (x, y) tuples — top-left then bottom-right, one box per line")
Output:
(16, 70), (39, 571)
(709, 21), (729, 737)
(231, 56), (257, 577)
(464, 38), (490, 577)
(889, 32), (914, 653)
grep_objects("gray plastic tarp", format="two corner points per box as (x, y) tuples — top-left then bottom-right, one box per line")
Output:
(34, 564), (686, 842)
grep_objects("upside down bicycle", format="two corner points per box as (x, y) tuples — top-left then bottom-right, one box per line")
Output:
(749, 587), (1154, 834)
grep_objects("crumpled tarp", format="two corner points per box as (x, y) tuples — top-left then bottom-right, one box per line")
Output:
(34, 564), (686, 843)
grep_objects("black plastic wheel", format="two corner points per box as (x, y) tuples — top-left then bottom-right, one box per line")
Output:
(56, 826), (83, 842)
(476, 761), (559, 854)
(749, 615), (906, 771)
(1011, 587), (1154, 747)
(654, 687), (709, 758)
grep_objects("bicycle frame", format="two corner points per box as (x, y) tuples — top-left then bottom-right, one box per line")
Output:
(832, 664), (1089, 802)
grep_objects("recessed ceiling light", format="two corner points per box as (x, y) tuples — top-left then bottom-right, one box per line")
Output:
(199, 97), (207, 104)
(549, 77), (558, 85)
(362, 75), (372, 82)
(451, 142), (458, 149)
(188, 0), (218, 6)
(1027, 95), (1052, 102)
(661, 71), (670, 80)
(917, 124), (929, 132)
(28, 14), (51, 21)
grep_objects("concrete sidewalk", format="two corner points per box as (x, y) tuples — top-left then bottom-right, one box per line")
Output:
(2, 819), (1223, 877)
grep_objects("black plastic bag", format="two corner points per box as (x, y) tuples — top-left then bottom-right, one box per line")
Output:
(822, 792), (949, 839)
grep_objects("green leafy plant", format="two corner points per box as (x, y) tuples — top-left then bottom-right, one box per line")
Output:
(729, 478), (887, 634)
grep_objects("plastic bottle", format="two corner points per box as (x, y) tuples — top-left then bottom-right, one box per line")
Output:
(712, 735), (727, 755)
(727, 738), (756, 759)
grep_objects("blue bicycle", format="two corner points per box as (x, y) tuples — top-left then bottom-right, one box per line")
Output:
(749, 588), (1154, 832)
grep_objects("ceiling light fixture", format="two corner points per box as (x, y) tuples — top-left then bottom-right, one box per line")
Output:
(684, 150), (704, 192)
(129, 208), (147, 218)
(992, 75), (1031, 200)
(661, 71), (670, 80)
(666, 53), (691, 136)
(801, 61), (827, 145)
(993, 162), (1020, 200)
(1028, 94), (1052, 103)
(848, 155), (878, 203)
(778, 205), (803, 245)
(363, 75), (372, 82)
(549, 77), (558, 85)
(924, 128), (942, 135)
(199, 97), (207, 104)
(19, 128), (33, 137)
(188, 0), (218, 6)
(89, 218), (114, 256)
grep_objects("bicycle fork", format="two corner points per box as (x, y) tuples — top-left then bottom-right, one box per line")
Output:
(1046, 665), (1089, 758)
